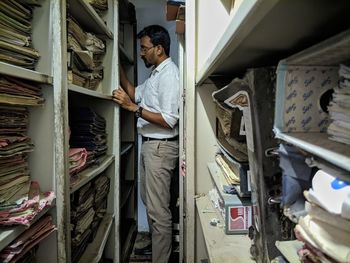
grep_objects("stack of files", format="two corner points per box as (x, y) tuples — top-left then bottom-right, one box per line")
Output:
(215, 154), (240, 186)
(85, 33), (104, 90)
(0, 136), (32, 206)
(11, 246), (37, 263)
(0, 215), (56, 263)
(0, 106), (29, 135)
(85, 33), (105, 54)
(0, 0), (40, 69)
(67, 17), (105, 90)
(90, 199), (107, 241)
(71, 181), (95, 262)
(69, 107), (108, 163)
(327, 64), (350, 145)
(70, 173), (110, 263)
(71, 182), (94, 219)
(67, 17), (87, 51)
(88, 0), (108, 14)
(72, 206), (95, 238)
(90, 174), (109, 239)
(67, 50), (104, 90)
(0, 102), (54, 226)
(215, 144), (250, 197)
(0, 76), (45, 106)
(0, 106), (33, 207)
(94, 174), (110, 206)
(294, 169), (350, 263)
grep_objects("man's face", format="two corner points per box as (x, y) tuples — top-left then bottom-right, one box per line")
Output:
(139, 36), (156, 68)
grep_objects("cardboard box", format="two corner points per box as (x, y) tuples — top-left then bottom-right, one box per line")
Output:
(208, 162), (252, 234)
(166, 1), (185, 21)
(175, 20), (185, 34)
(166, 4), (179, 21)
(209, 188), (252, 234)
(275, 65), (338, 133)
(227, 205), (252, 234)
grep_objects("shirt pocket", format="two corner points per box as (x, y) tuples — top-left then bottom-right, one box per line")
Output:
(143, 78), (159, 110)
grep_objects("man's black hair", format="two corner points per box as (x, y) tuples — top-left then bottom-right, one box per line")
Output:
(137, 25), (170, 56)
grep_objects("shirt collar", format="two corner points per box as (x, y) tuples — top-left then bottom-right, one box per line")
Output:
(151, 57), (172, 75)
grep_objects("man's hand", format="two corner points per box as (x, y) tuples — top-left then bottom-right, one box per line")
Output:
(118, 65), (135, 101)
(112, 87), (138, 112)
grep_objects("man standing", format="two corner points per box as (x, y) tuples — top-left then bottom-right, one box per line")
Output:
(112, 25), (179, 263)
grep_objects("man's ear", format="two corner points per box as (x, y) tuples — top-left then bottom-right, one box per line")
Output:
(156, 45), (164, 56)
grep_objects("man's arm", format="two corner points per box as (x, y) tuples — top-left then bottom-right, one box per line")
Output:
(112, 88), (171, 129)
(119, 65), (135, 102)
(140, 109), (171, 129)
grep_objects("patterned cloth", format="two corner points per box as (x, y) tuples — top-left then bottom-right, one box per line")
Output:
(0, 181), (55, 226)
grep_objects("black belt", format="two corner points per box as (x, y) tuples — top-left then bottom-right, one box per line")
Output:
(142, 136), (178, 142)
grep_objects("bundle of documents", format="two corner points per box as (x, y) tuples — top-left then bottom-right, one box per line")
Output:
(67, 18), (87, 50)
(67, 17), (105, 90)
(0, 75), (45, 106)
(69, 107), (108, 160)
(0, 181), (55, 226)
(70, 174), (109, 262)
(89, 0), (108, 13)
(0, 106), (33, 207)
(215, 154), (240, 185)
(0, 106), (29, 135)
(89, 175), (109, 241)
(0, 215), (56, 263)
(0, 0), (40, 69)
(69, 148), (88, 175)
(68, 107), (108, 186)
(0, 136), (32, 205)
(294, 169), (350, 263)
(327, 64), (350, 145)
(94, 175), (110, 206)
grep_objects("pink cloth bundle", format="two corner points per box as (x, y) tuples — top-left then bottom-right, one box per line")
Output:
(69, 148), (88, 175)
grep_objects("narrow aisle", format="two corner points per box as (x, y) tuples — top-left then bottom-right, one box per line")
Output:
(129, 232), (152, 263)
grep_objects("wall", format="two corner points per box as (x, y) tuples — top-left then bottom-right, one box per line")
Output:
(130, 0), (180, 232)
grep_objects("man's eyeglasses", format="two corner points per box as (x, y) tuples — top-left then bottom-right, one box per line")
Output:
(140, 45), (155, 53)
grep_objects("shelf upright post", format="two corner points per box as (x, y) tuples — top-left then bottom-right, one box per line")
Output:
(51, 0), (71, 262)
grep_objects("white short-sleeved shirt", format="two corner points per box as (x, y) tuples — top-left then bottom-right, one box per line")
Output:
(135, 57), (180, 139)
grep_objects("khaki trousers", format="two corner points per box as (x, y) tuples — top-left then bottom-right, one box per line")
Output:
(140, 140), (179, 263)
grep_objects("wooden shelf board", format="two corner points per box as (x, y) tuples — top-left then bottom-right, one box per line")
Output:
(70, 155), (115, 194)
(197, 0), (350, 85)
(196, 195), (254, 263)
(68, 84), (113, 100)
(68, 0), (113, 39)
(120, 181), (134, 208)
(78, 213), (114, 263)
(275, 132), (350, 173)
(208, 162), (227, 194)
(121, 143), (134, 156)
(0, 201), (55, 251)
(0, 62), (53, 84)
